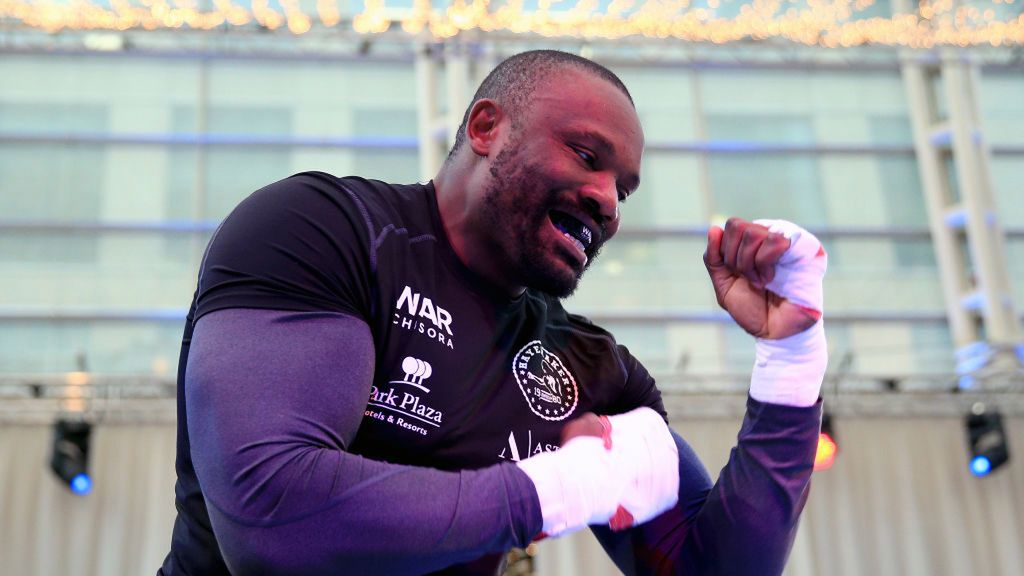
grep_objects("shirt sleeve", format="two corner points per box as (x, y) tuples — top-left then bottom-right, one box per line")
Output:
(194, 171), (376, 322)
(594, 350), (821, 575)
(188, 308), (542, 575)
(607, 344), (668, 418)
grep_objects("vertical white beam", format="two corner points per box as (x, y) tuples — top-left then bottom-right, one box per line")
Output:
(415, 41), (441, 181)
(899, 56), (978, 347)
(967, 62), (1020, 340)
(942, 52), (1021, 345)
(445, 40), (471, 152)
(473, 38), (498, 89)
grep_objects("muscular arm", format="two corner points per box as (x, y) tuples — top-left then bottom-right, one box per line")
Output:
(593, 398), (820, 576)
(592, 218), (825, 574)
(187, 308), (542, 575)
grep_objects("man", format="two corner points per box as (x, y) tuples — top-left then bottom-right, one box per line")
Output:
(159, 50), (826, 575)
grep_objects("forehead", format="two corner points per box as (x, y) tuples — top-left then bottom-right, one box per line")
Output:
(525, 68), (644, 159)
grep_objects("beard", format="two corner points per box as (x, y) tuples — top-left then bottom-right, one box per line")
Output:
(478, 141), (604, 299)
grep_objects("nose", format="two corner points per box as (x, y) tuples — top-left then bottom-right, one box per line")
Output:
(579, 174), (620, 230)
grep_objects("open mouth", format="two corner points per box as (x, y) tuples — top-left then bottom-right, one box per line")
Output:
(550, 211), (594, 257)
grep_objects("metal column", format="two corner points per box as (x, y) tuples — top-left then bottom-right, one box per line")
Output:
(445, 40), (472, 152)
(897, 12), (1023, 385)
(415, 41), (445, 180)
(415, 38), (477, 180)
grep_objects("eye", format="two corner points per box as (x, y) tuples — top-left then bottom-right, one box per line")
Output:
(572, 146), (597, 168)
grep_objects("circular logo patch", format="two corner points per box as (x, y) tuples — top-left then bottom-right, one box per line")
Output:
(512, 340), (579, 421)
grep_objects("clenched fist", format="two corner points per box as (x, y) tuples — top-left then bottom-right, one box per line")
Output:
(703, 218), (822, 340)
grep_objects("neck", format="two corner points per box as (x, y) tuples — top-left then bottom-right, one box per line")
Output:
(433, 160), (526, 299)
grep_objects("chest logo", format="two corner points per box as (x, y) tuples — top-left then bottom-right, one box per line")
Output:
(396, 356), (432, 392)
(364, 356), (443, 437)
(393, 285), (455, 350)
(498, 428), (559, 462)
(512, 340), (579, 421)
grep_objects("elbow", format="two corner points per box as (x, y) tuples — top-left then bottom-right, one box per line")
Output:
(193, 445), (357, 573)
(205, 506), (287, 575)
(208, 506), (352, 576)
(217, 532), (284, 576)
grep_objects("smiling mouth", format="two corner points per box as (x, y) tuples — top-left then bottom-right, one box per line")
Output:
(550, 211), (594, 261)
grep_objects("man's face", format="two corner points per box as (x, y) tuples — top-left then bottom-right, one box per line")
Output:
(474, 69), (644, 298)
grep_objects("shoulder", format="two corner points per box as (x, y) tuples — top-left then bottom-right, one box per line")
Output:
(533, 295), (629, 379)
(194, 172), (410, 321)
(542, 296), (621, 355)
(240, 171), (430, 231)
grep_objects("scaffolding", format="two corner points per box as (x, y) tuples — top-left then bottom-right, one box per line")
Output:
(896, 11), (1024, 388)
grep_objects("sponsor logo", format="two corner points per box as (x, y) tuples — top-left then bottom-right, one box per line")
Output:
(392, 285), (455, 350)
(394, 356), (432, 392)
(365, 356), (444, 437)
(497, 428), (559, 462)
(512, 340), (579, 421)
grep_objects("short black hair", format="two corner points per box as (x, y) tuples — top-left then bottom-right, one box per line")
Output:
(446, 49), (634, 161)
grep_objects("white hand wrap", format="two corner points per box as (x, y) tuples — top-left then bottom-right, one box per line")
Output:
(516, 407), (679, 537)
(750, 219), (829, 407)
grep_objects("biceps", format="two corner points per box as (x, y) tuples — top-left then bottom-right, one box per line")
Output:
(185, 308), (375, 522)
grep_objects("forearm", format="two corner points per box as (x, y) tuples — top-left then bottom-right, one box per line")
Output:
(676, 219), (824, 573)
(677, 396), (820, 575)
(203, 454), (540, 575)
(187, 308), (542, 575)
(593, 398), (820, 576)
(597, 218), (825, 574)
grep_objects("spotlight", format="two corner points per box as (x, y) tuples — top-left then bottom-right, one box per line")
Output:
(50, 419), (92, 495)
(965, 403), (1009, 478)
(969, 455), (991, 476)
(814, 411), (838, 471)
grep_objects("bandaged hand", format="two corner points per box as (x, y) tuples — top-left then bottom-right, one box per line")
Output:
(704, 218), (828, 407)
(516, 407), (679, 537)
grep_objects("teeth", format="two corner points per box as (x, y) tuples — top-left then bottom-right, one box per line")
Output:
(553, 217), (592, 247)
(562, 231), (585, 253)
(553, 217), (591, 263)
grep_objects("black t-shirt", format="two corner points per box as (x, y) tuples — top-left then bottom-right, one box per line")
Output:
(162, 172), (666, 575)
(197, 171), (663, 465)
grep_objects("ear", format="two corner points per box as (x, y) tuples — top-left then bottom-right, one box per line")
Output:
(465, 99), (504, 157)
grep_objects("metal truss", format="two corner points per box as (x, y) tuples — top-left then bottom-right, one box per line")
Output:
(2, 371), (1021, 424)
(896, 0), (1024, 389)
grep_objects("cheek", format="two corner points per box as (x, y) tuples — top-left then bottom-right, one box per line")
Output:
(518, 152), (576, 185)
(545, 159), (582, 184)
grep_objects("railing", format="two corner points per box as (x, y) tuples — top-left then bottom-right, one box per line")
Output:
(2, 371), (1021, 423)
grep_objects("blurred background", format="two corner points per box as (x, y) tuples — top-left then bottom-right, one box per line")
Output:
(1, 1), (1022, 574)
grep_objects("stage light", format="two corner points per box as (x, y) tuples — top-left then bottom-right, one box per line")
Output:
(814, 411), (838, 471)
(70, 473), (93, 495)
(50, 419), (93, 495)
(965, 404), (1009, 478)
(969, 456), (991, 477)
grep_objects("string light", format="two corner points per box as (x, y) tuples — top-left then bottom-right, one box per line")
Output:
(316, 0), (341, 27)
(1, 0), (1022, 46)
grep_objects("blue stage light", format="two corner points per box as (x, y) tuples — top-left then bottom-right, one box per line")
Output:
(70, 473), (92, 495)
(970, 456), (992, 477)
